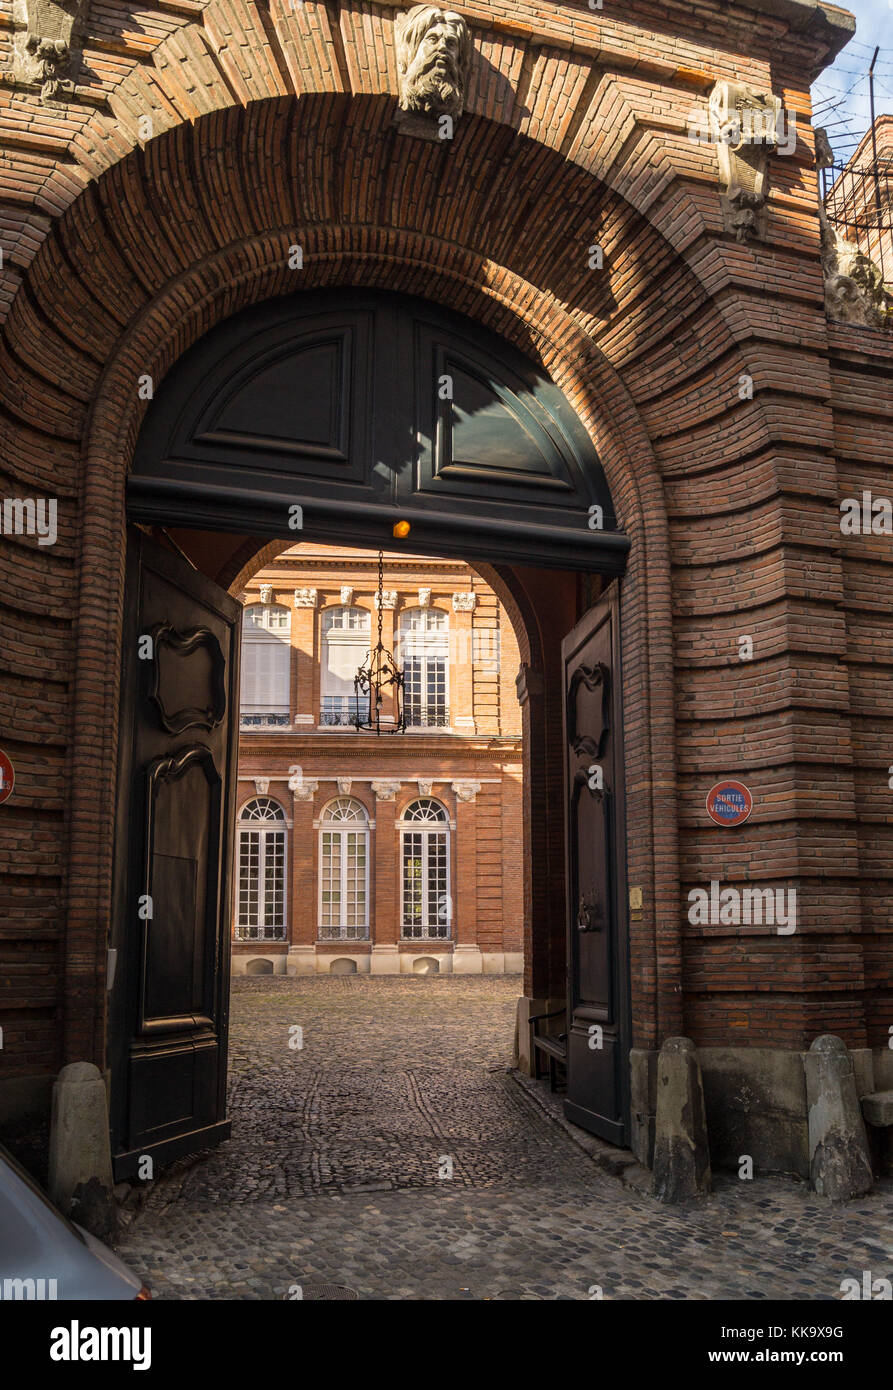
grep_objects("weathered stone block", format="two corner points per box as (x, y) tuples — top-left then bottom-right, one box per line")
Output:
(861, 1090), (893, 1128)
(651, 1037), (711, 1203)
(48, 1062), (116, 1241)
(804, 1035), (873, 1201)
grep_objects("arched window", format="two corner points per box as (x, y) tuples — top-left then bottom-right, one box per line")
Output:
(236, 797), (287, 940)
(319, 798), (370, 939)
(399, 799), (451, 939)
(240, 603), (291, 728)
(320, 606), (371, 726)
(399, 608), (449, 728)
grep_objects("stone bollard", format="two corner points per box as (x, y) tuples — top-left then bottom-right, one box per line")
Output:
(804, 1035), (873, 1201)
(651, 1036), (712, 1203)
(48, 1062), (117, 1242)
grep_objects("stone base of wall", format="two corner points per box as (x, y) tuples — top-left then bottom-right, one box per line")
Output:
(631, 1044), (893, 1179)
(231, 946), (523, 976)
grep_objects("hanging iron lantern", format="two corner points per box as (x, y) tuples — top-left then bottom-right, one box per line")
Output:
(353, 549), (406, 734)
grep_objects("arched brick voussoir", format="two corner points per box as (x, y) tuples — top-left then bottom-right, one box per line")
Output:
(11, 31), (800, 314)
(63, 99), (736, 384)
(0, 341), (87, 441)
(3, 285), (101, 406)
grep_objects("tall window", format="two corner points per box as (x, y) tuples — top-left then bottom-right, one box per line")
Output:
(400, 798), (451, 939)
(319, 798), (370, 939)
(320, 606), (371, 726)
(236, 797), (287, 940)
(399, 608), (449, 728)
(240, 604), (291, 727)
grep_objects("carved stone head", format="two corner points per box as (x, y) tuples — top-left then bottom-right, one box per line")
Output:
(395, 4), (472, 120)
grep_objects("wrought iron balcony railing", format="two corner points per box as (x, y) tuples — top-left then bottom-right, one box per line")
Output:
(822, 159), (893, 288)
(318, 924), (371, 941)
(404, 706), (450, 728)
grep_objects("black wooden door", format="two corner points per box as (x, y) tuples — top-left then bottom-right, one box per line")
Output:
(562, 586), (630, 1144)
(108, 527), (241, 1179)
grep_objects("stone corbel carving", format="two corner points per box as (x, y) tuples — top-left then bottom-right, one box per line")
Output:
(417, 779), (433, 797)
(814, 128), (890, 329)
(254, 778), (270, 796)
(291, 778), (319, 802)
(418, 588), (432, 608)
(374, 591), (398, 610)
(452, 592), (476, 612)
(336, 777), (353, 796)
(371, 780), (402, 801)
(259, 584), (273, 605)
(820, 220), (890, 328)
(394, 4), (473, 140)
(6, 0), (86, 103)
(340, 586), (354, 606)
(294, 588), (317, 608)
(451, 780), (481, 803)
(708, 81), (782, 242)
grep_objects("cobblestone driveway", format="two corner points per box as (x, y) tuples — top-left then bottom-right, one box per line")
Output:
(116, 977), (893, 1300)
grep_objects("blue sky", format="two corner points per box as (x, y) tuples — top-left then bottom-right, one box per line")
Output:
(811, 0), (893, 158)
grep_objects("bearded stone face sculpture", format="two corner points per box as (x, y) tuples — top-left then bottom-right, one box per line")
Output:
(395, 5), (473, 121)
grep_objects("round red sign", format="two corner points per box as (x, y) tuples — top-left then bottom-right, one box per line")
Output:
(0, 750), (14, 805)
(706, 779), (752, 827)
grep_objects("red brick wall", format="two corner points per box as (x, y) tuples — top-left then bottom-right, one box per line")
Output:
(1, 0), (889, 1099)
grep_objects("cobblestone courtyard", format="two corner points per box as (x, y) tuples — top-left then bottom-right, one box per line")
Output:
(116, 977), (893, 1300)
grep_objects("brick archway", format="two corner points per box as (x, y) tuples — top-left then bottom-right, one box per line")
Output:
(4, 61), (832, 1085)
(0, 100), (707, 1070)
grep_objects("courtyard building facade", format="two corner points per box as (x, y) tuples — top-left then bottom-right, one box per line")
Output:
(232, 546), (524, 975)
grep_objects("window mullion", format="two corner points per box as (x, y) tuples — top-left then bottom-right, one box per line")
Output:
(339, 828), (348, 934)
(421, 830), (429, 931)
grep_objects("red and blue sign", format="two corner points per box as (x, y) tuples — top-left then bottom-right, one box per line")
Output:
(0, 750), (14, 805)
(706, 780), (752, 827)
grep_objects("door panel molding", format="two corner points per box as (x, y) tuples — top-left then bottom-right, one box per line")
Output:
(109, 528), (240, 1179)
(130, 290), (624, 572)
(148, 625), (227, 733)
(562, 585), (631, 1145)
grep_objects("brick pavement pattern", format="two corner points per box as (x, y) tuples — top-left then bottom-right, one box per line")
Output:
(115, 978), (893, 1300)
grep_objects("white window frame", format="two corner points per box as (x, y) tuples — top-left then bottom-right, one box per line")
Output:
(318, 797), (371, 939)
(320, 606), (372, 728)
(235, 797), (288, 940)
(399, 608), (449, 729)
(398, 799), (452, 939)
(240, 603), (292, 729)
